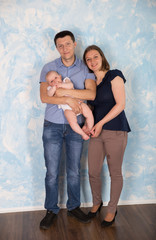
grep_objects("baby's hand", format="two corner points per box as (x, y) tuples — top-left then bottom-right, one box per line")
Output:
(47, 85), (56, 97)
(55, 82), (62, 88)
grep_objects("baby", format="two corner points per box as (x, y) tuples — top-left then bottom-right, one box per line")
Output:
(46, 71), (94, 140)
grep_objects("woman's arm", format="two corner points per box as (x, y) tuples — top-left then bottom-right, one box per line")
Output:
(91, 76), (125, 137)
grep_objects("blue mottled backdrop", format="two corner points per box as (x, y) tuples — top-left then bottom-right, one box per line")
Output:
(0, 0), (156, 212)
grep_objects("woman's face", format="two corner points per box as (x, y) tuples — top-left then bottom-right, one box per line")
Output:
(85, 49), (102, 72)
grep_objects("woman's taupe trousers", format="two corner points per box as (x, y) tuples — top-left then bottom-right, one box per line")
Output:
(88, 130), (128, 214)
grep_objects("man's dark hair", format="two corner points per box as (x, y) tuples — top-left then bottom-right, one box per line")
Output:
(54, 30), (75, 45)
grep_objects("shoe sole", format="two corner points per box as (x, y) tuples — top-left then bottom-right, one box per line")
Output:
(67, 211), (91, 223)
(40, 225), (49, 230)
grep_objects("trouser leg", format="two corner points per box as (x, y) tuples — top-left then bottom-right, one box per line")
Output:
(65, 124), (84, 210)
(103, 130), (128, 214)
(88, 136), (106, 205)
(42, 121), (63, 214)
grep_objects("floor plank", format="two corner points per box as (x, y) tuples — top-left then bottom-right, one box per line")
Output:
(0, 204), (155, 240)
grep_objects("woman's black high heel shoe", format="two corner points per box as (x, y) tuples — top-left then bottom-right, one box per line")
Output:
(101, 210), (117, 227)
(87, 202), (103, 219)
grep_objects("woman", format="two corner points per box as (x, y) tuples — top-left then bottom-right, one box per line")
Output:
(83, 45), (131, 227)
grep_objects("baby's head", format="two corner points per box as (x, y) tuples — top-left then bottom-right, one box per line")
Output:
(46, 71), (62, 86)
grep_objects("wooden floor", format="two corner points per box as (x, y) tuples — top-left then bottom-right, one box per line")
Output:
(0, 204), (156, 240)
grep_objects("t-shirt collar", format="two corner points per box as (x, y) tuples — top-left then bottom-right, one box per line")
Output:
(58, 55), (78, 68)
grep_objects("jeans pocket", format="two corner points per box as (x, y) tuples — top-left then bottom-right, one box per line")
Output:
(43, 119), (52, 127)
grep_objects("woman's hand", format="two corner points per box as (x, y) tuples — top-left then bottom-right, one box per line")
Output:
(90, 121), (103, 138)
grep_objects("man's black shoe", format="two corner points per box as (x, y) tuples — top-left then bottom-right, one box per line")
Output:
(67, 207), (91, 223)
(40, 210), (57, 230)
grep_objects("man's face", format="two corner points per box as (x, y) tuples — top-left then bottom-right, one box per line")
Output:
(56, 36), (77, 63)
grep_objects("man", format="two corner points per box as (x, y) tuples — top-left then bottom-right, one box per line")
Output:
(40, 30), (96, 230)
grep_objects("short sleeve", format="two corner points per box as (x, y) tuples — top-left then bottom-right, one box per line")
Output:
(40, 61), (57, 83)
(109, 69), (126, 83)
(84, 64), (96, 81)
(86, 72), (96, 81)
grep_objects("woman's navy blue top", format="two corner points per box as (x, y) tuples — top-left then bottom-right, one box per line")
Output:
(88, 69), (131, 132)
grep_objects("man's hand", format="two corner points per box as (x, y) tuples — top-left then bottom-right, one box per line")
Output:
(55, 88), (67, 97)
(66, 98), (82, 114)
(82, 124), (91, 136)
(55, 82), (63, 88)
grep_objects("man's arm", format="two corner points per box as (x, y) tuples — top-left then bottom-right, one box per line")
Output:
(40, 82), (66, 104)
(54, 79), (96, 100)
(40, 82), (82, 113)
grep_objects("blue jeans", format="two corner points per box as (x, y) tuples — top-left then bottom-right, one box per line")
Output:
(42, 120), (84, 214)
